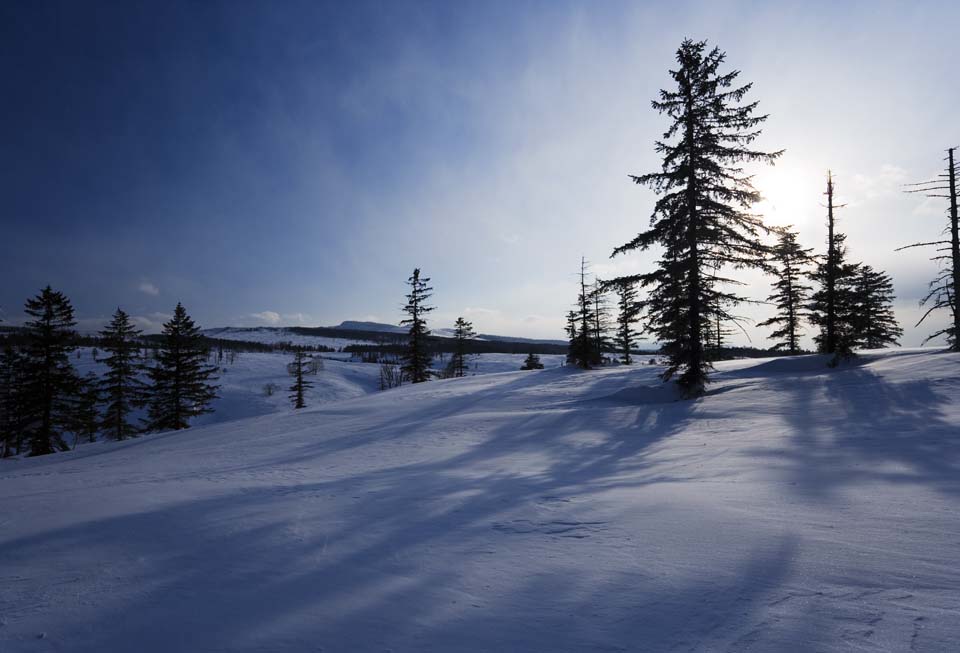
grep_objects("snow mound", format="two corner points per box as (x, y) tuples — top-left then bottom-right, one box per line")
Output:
(2, 349), (959, 652)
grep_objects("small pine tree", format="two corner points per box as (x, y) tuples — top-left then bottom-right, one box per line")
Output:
(564, 310), (578, 366)
(289, 348), (312, 409)
(851, 266), (902, 349)
(520, 352), (544, 370)
(400, 269), (434, 383)
(758, 229), (814, 355)
(99, 308), (148, 440)
(146, 303), (219, 431)
(22, 286), (81, 456)
(609, 278), (641, 365)
(449, 317), (476, 378)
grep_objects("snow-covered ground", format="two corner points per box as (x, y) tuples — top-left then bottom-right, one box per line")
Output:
(2, 349), (959, 651)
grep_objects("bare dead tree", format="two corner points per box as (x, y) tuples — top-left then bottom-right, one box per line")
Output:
(897, 147), (960, 350)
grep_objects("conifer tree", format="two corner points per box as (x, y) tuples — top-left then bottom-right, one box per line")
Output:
(568, 258), (601, 369)
(289, 348), (312, 409)
(590, 282), (613, 359)
(608, 278), (641, 365)
(808, 174), (860, 363)
(520, 352), (544, 370)
(610, 39), (782, 397)
(564, 310), (578, 366)
(99, 308), (147, 440)
(897, 147), (960, 349)
(851, 266), (902, 349)
(401, 269), (434, 383)
(146, 303), (219, 431)
(0, 345), (26, 457)
(758, 229), (813, 355)
(449, 317), (476, 378)
(69, 373), (100, 447)
(22, 286), (80, 455)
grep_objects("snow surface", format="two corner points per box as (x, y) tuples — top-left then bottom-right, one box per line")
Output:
(2, 349), (959, 651)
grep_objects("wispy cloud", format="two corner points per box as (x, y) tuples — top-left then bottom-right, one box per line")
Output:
(138, 281), (160, 296)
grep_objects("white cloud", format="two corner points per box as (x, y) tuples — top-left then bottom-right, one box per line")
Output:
(249, 311), (282, 325)
(138, 281), (160, 296)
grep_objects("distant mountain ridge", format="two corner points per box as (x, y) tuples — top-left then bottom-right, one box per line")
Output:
(204, 321), (568, 347)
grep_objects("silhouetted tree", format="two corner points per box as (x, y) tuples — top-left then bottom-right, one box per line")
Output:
(520, 352), (544, 370)
(897, 147), (960, 349)
(69, 373), (100, 447)
(289, 348), (312, 409)
(568, 258), (601, 368)
(851, 266), (902, 349)
(590, 282), (613, 358)
(449, 317), (476, 378)
(808, 174), (860, 364)
(610, 39), (781, 397)
(608, 278), (641, 364)
(758, 228), (813, 355)
(0, 345), (26, 457)
(146, 303), (219, 431)
(99, 308), (147, 440)
(564, 310), (578, 366)
(21, 286), (80, 455)
(401, 269), (434, 383)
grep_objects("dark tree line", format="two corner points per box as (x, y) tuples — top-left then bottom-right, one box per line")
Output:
(1, 288), (219, 457)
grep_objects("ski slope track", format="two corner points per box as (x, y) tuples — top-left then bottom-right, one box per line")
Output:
(2, 349), (959, 651)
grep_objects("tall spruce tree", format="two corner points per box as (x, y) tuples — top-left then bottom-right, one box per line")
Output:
(610, 39), (781, 397)
(851, 266), (902, 349)
(758, 229), (813, 355)
(99, 307), (147, 440)
(22, 286), (80, 455)
(897, 147), (960, 349)
(401, 269), (434, 383)
(146, 303), (219, 431)
(608, 278), (641, 365)
(449, 317), (476, 378)
(0, 345), (26, 457)
(808, 174), (860, 363)
(289, 348), (312, 409)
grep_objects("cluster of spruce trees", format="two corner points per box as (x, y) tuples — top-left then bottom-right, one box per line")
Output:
(567, 39), (952, 398)
(0, 286), (219, 457)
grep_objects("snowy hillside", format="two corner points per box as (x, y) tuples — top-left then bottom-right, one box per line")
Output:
(2, 349), (959, 652)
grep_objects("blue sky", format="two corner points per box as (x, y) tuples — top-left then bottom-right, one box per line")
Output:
(2, 0), (958, 346)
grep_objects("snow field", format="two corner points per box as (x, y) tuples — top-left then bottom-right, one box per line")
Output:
(1, 348), (958, 651)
